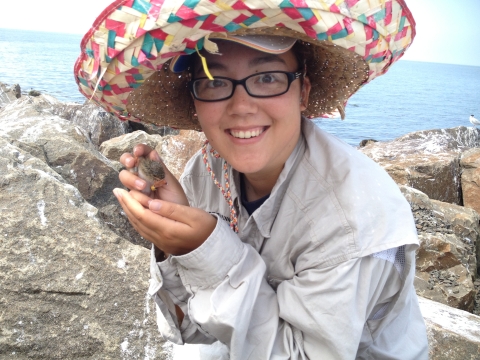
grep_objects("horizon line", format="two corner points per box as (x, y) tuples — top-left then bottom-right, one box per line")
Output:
(2, 26), (480, 68)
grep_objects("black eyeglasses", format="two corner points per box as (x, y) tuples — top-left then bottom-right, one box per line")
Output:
(188, 70), (303, 102)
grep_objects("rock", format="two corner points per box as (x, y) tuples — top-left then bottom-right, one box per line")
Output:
(28, 89), (41, 97)
(0, 93), (69, 119)
(430, 199), (479, 277)
(475, 279), (480, 316)
(358, 138), (377, 147)
(400, 186), (478, 313)
(129, 121), (180, 137)
(401, 187), (479, 269)
(0, 138), (165, 358)
(460, 148), (480, 215)
(61, 103), (129, 148)
(0, 114), (122, 209)
(158, 130), (206, 180)
(360, 127), (480, 204)
(100, 131), (164, 163)
(415, 233), (470, 273)
(396, 127), (480, 150)
(12, 84), (21, 98)
(0, 82), (21, 107)
(400, 185), (434, 211)
(98, 204), (151, 249)
(419, 296), (480, 360)
(0, 94), (129, 148)
(415, 263), (475, 312)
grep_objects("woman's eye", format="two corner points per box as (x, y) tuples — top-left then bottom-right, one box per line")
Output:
(206, 79), (227, 88)
(256, 73), (278, 84)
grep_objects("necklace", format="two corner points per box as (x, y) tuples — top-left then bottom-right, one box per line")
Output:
(201, 140), (239, 233)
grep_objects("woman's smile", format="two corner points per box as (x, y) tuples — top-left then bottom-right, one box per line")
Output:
(228, 126), (266, 139)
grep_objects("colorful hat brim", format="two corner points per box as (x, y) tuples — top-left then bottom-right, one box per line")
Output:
(170, 35), (297, 73)
(74, 0), (415, 126)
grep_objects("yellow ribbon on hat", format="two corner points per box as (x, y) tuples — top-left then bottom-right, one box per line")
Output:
(195, 45), (214, 80)
(195, 34), (226, 80)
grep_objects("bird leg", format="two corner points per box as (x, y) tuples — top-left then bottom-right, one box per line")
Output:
(151, 178), (167, 192)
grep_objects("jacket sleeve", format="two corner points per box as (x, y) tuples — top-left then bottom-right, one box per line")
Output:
(149, 215), (411, 359)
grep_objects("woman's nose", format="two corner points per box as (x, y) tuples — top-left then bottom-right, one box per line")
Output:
(227, 83), (257, 115)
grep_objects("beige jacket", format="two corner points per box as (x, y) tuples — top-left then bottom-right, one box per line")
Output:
(149, 119), (428, 359)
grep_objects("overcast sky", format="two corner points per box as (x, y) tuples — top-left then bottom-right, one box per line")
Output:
(1, 0), (479, 67)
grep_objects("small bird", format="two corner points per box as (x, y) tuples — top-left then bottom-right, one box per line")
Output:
(132, 157), (167, 194)
(470, 115), (480, 128)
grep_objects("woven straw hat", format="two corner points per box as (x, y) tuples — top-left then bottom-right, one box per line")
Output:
(74, 0), (415, 130)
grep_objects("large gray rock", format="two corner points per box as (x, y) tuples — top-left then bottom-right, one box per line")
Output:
(0, 93), (65, 119)
(0, 93), (130, 148)
(0, 103), (150, 250)
(0, 137), (166, 359)
(0, 110), (121, 209)
(401, 186), (478, 313)
(0, 94), (169, 358)
(360, 127), (480, 204)
(419, 296), (480, 360)
(51, 102), (130, 148)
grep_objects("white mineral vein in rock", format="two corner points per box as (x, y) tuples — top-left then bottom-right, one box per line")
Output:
(120, 339), (129, 352)
(144, 292), (150, 316)
(36, 200), (47, 226)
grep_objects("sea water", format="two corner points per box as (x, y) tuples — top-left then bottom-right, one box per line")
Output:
(1, 28), (480, 146)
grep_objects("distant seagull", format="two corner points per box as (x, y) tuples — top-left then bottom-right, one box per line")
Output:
(470, 115), (480, 128)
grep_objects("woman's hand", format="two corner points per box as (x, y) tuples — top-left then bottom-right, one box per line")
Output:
(119, 144), (189, 206)
(113, 188), (217, 255)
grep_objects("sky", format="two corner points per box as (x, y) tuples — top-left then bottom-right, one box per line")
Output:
(1, 0), (479, 67)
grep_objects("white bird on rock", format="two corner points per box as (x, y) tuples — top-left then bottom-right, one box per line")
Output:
(470, 115), (480, 128)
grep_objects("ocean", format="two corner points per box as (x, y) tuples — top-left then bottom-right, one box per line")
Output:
(1, 28), (480, 146)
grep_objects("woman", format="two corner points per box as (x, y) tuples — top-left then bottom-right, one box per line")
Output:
(75, 0), (428, 358)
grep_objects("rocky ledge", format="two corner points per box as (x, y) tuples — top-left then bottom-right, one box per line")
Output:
(1, 83), (479, 359)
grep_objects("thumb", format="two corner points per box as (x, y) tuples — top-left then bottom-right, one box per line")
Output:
(148, 199), (190, 223)
(149, 199), (216, 230)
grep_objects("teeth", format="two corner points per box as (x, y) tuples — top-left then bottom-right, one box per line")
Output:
(230, 128), (263, 139)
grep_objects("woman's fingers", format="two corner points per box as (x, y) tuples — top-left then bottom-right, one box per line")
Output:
(119, 169), (148, 192)
(134, 144), (160, 161)
(119, 152), (136, 168)
(113, 188), (216, 255)
(149, 200), (217, 246)
(114, 189), (163, 240)
(119, 144), (160, 168)
(129, 189), (153, 208)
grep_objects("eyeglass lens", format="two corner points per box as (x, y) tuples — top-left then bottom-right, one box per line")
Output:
(192, 72), (293, 101)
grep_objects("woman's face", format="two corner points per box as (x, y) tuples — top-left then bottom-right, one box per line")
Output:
(193, 41), (311, 181)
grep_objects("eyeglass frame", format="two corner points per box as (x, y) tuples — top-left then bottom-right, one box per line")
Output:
(188, 70), (304, 102)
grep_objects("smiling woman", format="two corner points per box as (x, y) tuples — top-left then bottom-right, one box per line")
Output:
(75, 0), (428, 358)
